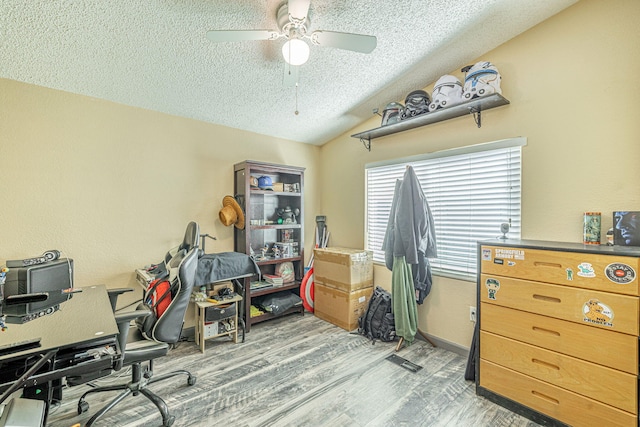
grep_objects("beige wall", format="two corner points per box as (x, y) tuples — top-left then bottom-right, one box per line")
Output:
(320, 0), (640, 349)
(0, 79), (321, 322)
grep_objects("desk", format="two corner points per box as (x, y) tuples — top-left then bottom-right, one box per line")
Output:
(0, 285), (119, 425)
(0, 285), (118, 363)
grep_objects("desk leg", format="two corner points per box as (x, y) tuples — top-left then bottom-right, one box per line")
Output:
(196, 305), (205, 353)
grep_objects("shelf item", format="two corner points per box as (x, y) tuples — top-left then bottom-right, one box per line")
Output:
(352, 93), (509, 150)
(476, 240), (640, 427)
(249, 304), (304, 324)
(234, 160), (305, 331)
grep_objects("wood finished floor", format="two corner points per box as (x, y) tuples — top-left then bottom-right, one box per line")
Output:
(48, 313), (541, 427)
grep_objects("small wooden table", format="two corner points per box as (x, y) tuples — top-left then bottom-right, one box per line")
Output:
(194, 295), (242, 353)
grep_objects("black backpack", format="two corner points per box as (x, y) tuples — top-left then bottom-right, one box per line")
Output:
(358, 286), (396, 342)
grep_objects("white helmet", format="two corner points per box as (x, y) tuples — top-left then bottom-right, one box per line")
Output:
(463, 61), (502, 100)
(429, 75), (464, 112)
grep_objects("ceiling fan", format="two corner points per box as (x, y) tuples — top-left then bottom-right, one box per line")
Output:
(206, 0), (377, 85)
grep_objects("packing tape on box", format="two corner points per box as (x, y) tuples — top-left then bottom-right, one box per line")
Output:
(314, 251), (372, 265)
(314, 277), (373, 292)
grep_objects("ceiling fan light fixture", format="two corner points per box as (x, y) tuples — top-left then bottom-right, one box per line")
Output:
(282, 39), (310, 66)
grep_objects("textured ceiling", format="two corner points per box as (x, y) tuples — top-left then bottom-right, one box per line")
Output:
(1, 0), (577, 145)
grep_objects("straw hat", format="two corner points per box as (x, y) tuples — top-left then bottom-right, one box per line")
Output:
(219, 195), (245, 229)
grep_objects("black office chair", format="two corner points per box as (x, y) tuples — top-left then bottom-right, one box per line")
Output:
(163, 220), (202, 264)
(77, 222), (200, 427)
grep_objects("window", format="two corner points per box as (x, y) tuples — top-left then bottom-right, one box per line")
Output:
(365, 138), (524, 280)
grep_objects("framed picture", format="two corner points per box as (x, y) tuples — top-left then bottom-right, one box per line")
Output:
(613, 211), (640, 246)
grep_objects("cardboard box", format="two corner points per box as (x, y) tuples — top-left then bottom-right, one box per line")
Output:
(272, 182), (284, 192)
(313, 247), (373, 292)
(314, 284), (373, 331)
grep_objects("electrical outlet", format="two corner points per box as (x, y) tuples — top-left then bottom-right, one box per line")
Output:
(469, 306), (477, 322)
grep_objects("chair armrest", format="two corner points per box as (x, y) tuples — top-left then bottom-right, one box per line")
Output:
(114, 308), (151, 325)
(107, 287), (134, 312)
(113, 308), (151, 368)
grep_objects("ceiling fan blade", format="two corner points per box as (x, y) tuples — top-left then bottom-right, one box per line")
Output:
(206, 30), (279, 43)
(288, 0), (311, 22)
(310, 31), (377, 54)
(283, 64), (300, 87)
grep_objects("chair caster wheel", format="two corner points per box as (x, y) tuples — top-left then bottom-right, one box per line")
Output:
(187, 375), (196, 386)
(78, 400), (89, 415)
(164, 415), (175, 426)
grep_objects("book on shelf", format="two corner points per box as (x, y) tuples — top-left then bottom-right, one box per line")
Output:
(250, 280), (273, 290)
(263, 274), (284, 286)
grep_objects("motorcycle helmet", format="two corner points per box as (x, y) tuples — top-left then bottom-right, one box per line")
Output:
(381, 102), (404, 126)
(402, 90), (431, 119)
(429, 75), (464, 112)
(462, 61), (502, 101)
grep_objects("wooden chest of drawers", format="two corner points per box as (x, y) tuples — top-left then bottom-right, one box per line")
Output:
(476, 240), (640, 427)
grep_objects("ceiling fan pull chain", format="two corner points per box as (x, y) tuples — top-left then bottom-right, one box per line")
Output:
(295, 83), (300, 116)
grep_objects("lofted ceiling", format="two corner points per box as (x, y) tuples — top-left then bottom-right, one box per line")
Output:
(1, 0), (577, 145)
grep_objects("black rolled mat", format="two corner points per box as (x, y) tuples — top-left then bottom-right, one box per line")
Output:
(386, 354), (423, 373)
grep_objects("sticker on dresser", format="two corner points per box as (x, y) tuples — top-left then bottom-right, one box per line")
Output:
(494, 248), (525, 260)
(576, 262), (595, 278)
(485, 278), (500, 300)
(604, 262), (636, 284)
(582, 299), (614, 327)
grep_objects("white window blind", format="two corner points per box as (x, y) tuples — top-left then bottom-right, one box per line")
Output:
(365, 138), (523, 280)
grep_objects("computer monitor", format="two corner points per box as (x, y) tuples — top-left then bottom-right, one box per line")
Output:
(2, 259), (74, 317)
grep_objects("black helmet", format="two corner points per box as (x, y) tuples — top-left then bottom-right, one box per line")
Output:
(402, 90), (430, 119)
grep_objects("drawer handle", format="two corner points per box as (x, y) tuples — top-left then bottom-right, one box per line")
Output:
(532, 294), (561, 303)
(534, 261), (562, 268)
(532, 326), (560, 337)
(532, 390), (559, 405)
(532, 358), (560, 370)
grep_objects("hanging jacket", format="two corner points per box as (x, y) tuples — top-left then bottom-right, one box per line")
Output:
(382, 166), (437, 303)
